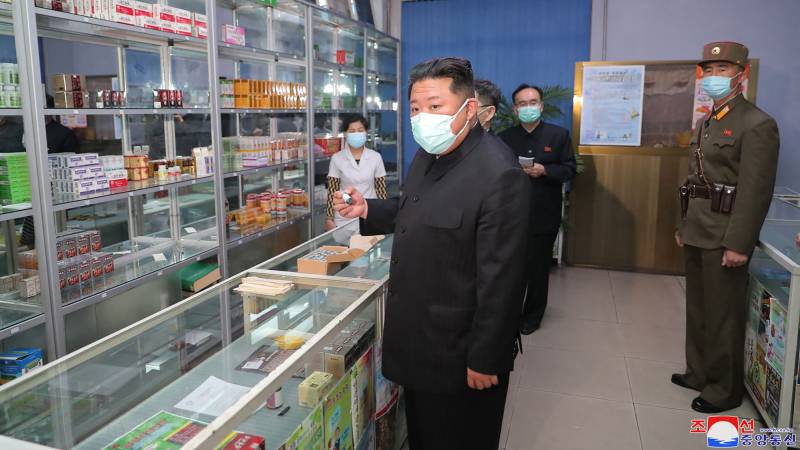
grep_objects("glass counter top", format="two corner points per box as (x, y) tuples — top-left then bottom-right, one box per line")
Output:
(256, 220), (393, 281)
(760, 189), (800, 272)
(0, 269), (382, 450)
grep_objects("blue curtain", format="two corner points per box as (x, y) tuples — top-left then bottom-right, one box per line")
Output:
(401, 0), (591, 175)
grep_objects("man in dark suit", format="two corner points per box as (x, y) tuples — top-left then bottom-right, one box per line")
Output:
(499, 84), (577, 334)
(334, 57), (530, 450)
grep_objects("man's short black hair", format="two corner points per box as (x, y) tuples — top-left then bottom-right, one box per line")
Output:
(511, 84), (544, 104)
(341, 113), (369, 132)
(474, 79), (501, 109)
(408, 57), (475, 100)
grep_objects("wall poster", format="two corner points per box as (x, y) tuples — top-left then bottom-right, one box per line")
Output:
(579, 65), (645, 146)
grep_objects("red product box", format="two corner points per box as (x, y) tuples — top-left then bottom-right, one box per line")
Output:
(77, 235), (90, 255)
(113, 0), (135, 26)
(79, 261), (91, 283)
(175, 22), (193, 37)
(108, 177), (128, 189)
(174, 7), (192, 25)
(91, 256), (104, 278)
(216, 433), (265, 450)
(194, 13), (207, 39)
(137, 16), (160, 30)
(64, 238), (78, 259)
(156, 4), (177, 33)
(133, 0), (152, 17)
(89, 231), (102, 252)
(102, 254), (114, 274)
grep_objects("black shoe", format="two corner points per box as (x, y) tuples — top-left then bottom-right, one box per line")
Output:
(691, 397), (727, 414)
(671, 373), (701, 392)
(520, 320), (541, 335)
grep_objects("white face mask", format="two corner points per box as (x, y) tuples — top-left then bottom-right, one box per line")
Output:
(410, 99), (471, 155)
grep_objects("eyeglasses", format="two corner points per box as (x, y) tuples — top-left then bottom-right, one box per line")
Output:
(515, 101), (540, 108)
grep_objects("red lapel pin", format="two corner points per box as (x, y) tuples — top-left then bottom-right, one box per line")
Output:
(723, 129), (733, 137)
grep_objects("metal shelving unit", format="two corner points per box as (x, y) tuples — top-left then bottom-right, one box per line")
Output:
(0, 0), (399, 367)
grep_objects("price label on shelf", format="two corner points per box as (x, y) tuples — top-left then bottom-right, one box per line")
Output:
(153, 253), (167, 262)
(184, 227), (197, 234)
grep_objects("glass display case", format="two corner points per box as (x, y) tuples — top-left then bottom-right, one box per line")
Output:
(0, 0), (398, 373)
(743, 189), (800, 440)
(0, 259), (384, 449)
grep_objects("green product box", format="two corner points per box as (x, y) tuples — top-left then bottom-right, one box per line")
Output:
(179, 262), (220, 293)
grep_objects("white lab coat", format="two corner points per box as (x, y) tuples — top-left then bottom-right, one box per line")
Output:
(329, 145), (386, 242)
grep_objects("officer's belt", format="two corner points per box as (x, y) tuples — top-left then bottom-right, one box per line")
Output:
(686, 184), (711, 199)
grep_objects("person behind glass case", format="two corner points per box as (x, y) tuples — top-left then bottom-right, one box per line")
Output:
(499, 84), (576, 335)
(674, 41), (780, 413)
(334, 57), (530, 450)
(325, 114), (388, 236)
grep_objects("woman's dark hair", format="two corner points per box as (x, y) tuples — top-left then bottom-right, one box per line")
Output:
(408, 57), (475, 100)
(341, 113), (369, 132)
(511, 83), (544, 105)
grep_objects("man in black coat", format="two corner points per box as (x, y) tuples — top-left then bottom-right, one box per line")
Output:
(499, 84), (577, 335)
(335, 57), (530, 450)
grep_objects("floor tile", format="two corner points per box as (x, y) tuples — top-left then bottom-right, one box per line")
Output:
(500, 386), (518, 449)
(636, 404), (710, 450)
(525, 315), (626, 356)
(546, 268), (618, 323)
(620, 322), (685, 363)
(518, 347), (632, 402)
(506, 389), (642, 450)
(626, 357), (695, 410)
(610, 271), (686, 330)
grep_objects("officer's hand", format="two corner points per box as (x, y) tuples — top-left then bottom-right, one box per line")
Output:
(795, 232), (800, 249)
(722, 249), (748, 268)
(531, 163), (546, 178)
(467, 368), (499, 390)
(675, 231), (684, 248)
(333, 187), (367, 219)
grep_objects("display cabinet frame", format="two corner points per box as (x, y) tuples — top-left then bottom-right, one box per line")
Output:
(0, 0), (399, 364)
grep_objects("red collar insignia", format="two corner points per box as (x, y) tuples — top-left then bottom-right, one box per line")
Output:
(544, 146), (552, 152)
(723, 129), (733, 137)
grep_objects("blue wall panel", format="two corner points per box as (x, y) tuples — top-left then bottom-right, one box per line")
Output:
(401, 0), (592, 175)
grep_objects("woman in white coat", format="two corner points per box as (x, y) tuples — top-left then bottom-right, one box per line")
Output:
(326, 114), (388, 235)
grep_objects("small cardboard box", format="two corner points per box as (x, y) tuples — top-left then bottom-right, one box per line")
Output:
(323, 321), (375, 379)
(349, 234), (384, 253)
(297, 245), (364, 275)
(180, 262), (220, 293)
(298, 371), (334, 407)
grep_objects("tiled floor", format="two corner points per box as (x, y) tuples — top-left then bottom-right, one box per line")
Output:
(499, 266), (762, 450)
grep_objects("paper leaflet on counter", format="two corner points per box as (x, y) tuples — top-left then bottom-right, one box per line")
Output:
(174, 375), (250, 417)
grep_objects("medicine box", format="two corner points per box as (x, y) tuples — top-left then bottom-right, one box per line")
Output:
(298, 371), (334, 407)
(222, 24), (246, 46)
(297, 246), (364, 275)
(322, 320), (375, 379)
(194, 13), (207, 39)
(0, 348), (44, 381)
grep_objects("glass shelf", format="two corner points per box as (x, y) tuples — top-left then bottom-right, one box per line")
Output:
(51, 175), (216, 212)
(227, 210), (310, 246)
(34, 7), (207, 51)
(220, 108), (306, 115)
(61, 232), (219, 309)
(44, 108), (211, 116)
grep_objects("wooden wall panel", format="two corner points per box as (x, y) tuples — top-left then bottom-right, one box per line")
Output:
(566, 153), (689, 274)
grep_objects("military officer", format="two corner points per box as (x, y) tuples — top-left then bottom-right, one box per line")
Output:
(673, 41), (780, 413)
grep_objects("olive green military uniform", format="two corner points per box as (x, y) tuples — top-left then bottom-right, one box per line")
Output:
(678, 42), (780, 409)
